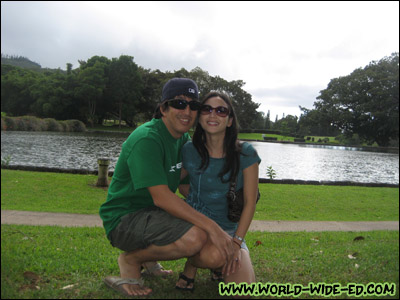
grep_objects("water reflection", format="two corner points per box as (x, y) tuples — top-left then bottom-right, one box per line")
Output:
(252, 142), (398, 184)
(1, 131), (399, 184)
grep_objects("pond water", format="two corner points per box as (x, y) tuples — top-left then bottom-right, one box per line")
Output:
(1, 131), (399, 184)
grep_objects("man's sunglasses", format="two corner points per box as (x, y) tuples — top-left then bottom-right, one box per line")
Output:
(166, 99), (201, 111)
(200, 105), (230, 117)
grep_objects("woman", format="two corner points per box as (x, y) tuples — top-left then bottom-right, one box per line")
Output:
(176, 91), (261, 292)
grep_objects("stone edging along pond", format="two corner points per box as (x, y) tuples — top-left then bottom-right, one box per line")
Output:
(2, 165), (398, 188)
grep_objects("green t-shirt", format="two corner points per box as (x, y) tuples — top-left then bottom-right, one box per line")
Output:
(99, 118), (189, 238)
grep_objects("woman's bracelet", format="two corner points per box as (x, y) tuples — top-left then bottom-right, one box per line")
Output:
(234, 234), (243, 243)
(233, 239), (242, 248)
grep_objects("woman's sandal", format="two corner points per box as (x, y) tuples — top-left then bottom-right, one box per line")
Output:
(175, 272), (195, 292)
(211, 270), (224, 282)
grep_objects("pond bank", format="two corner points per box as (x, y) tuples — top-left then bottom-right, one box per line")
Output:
(2, 165), (398, 188)
(240, 139), (399, 154)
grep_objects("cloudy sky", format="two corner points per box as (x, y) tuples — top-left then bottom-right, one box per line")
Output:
(1, 1), (399, 119)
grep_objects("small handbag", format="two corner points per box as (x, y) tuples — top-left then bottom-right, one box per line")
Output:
(227, 176), (260, 223)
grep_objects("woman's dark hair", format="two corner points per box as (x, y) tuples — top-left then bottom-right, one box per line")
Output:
(192, 91), (242, 183)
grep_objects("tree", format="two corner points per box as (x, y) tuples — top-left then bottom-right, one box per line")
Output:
(30, 70), (70, 119)
(251, 111), (265, 129)
(107, 55), (144, 127)
(138, 68), (164, 122)
(265, 110), (271, 129)
(75, 59), (108, 125)
(207, 76), (260, 129)
(189, 66), (213, 96)
(1, 65), (40, 116)
(314, 53), (399, 146)
(298, 106), (339, 136)
(274, 115), (299, 136)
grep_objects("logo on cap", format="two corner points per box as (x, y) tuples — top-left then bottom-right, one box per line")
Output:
(188, 88), (195, 94)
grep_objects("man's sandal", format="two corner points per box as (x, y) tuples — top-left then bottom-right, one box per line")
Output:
(175, 272), (195, 292)
(104, 276), (151, 297)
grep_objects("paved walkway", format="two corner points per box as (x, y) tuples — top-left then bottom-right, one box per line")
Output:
(1, 210), (399, 232)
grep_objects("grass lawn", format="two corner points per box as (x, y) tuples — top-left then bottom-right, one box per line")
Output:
(1, 225), (398, 299)
(1, 169), (398, 221)
(1, 169), (399, 298)
(237, 133), (340, 144)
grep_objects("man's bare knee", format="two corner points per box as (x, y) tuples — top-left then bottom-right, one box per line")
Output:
(176, 226), (207, 257)
(203, 246), (224, 269)
(190, 241), (225, 269)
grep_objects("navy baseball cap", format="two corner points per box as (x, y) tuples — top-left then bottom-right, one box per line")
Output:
(161, 78), (199, 102)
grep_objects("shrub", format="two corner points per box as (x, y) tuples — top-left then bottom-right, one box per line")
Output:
(336, 134), (362, 146)
(294, 138), (306, 142)
(44, 118), (63, 132)
(65, 119), (87, 132)
(20, 116), (47, 131)
(2, 116), (17, 131)
(240, 129), (281, 134)
(58, 121), (69, 132)
(1, 116), (86, 132)
(13, 117), (28, 131)
(263, 137), (278, 141)
(266, 166), (277, 179)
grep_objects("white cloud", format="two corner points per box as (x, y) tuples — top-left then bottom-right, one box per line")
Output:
(1, 1), (399, 119)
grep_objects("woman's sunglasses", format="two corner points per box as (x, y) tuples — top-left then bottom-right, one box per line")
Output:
(166, 99), (201, 111)
(200, 105), (230, 117)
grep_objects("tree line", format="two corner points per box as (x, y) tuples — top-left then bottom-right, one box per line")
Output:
(1, 52), (399, 146)
(1, 55), (260, 129)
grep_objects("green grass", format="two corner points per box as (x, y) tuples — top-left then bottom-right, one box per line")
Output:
(1, 225), (398, 299)
(256, 184), (399, 221)
(1, 169), (108, 214)
(1, 169), (398, 221)
(1, 169), (399, 298)
(90, 124), (134, 133)
(237, 133), (340, 144)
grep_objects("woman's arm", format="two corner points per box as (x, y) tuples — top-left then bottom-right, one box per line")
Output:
(225, 162), (259, 274)
(234, 162), (259, 243)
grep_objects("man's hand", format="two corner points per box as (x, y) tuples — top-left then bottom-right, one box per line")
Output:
(178, 184), (190, 198)
(207, 226), (236, 274)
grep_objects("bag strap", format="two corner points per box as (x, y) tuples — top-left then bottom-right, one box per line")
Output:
(229, 172), (238, 194)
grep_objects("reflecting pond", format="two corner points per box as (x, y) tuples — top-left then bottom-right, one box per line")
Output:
(1, 131), (399, 184)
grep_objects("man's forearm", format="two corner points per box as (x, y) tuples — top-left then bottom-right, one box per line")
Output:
(149, 185), (218, 234)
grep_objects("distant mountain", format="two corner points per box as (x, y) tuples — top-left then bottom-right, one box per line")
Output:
(1, 54), (42, 69)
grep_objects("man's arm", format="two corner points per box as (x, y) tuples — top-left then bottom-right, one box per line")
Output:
(178, 167), (190, 198)
(178, 184), (190, 198)
(148, 185), (235, 264)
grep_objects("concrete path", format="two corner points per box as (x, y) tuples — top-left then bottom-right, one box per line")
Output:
(1, 210), (399, 232)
